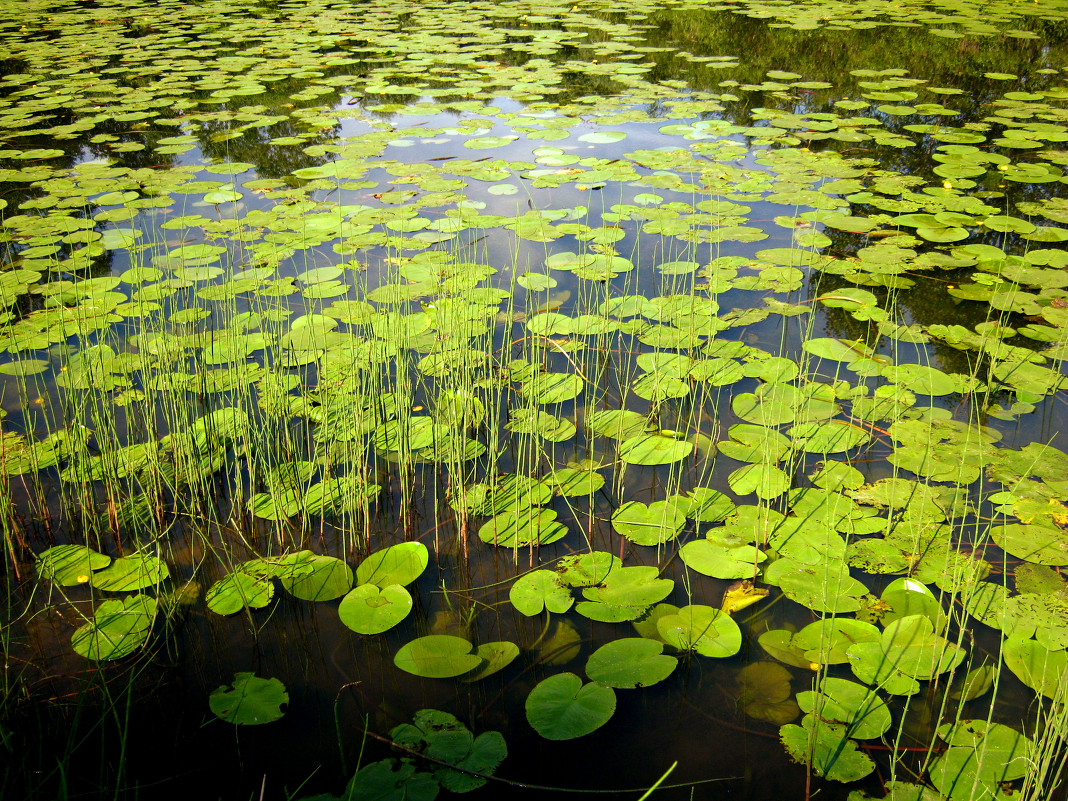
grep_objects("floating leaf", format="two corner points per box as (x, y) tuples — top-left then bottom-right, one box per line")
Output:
(585, 638), (677, 689)
(395, 635), (480, 678)
(206, 570), (275, 615)
(71, 595), (157, 661)
(355, 542), (429, 588)
(797, 678), (892, 739)
(209, 673), (288, 725)
(36, 544), (110, 586)
(525, 673), (616, 740)
(510, 570), (573, 616)
(680, 538), (765, 579)
(780, 717), (875, 783)
(338, 584), (413, 635)
(611, 500), (685, 546)
(277, 553), (352, 601)
(657, 605), (741, 658)
(92, 554), (169, 592)
(464, 642), (520, 683)
(618, 433), (693, 465)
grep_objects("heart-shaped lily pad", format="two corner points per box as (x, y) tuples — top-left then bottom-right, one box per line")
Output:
(394, 635), (481, 678)
(656, 605), (742, 658)
(91, 553), (170, 592)
(209, 673), (288, 725)
(36, 544), (111, 586)
(525, 672), (616, 740)
(339, 584), (413, 635)
(585, 638), (677, 689)
(611, 500), (685, 545)
(355, 542), (429, 588)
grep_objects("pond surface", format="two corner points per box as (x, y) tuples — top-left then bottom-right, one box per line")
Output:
(4, 1), (1068, 800)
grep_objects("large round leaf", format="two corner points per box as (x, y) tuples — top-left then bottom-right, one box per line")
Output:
(585, 638), (677, 689)
(278, 554), (352, 601)
(36, 544), (110, 586)
(656, 605), (742, 657)
(618, 433), (693, 465)
(209, 673), (288, 725)
(510, 570), (573, 616)
(478, 508), (567, 547)
(788, 421), (871, 453)
(71, 595), (157, 661)
(680, 538), (766, 579)
(91, 554), (169, 592)
(339, 584), (413, 635)
(394, 635), (480, 678)
(522, 372), (583, 404)
(355, 542), (429, 588)
(611, 500), (685, 545)
(525, 673), (616, 740)
(206, 571), (275, 615)
(780, 718), (875, 783)
(797, 678), (891, 739)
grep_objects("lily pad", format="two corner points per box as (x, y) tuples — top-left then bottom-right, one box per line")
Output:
(209, 673), (288, 725)
(395, 635), (481, 678)
(611, 500), (685, 546)
(585, 638), (677, 689)
(656, 604), (742, 658)
(338, 584), (413, 635)
(355, 542), (429, 588)
(92, 554), (170, 592)
(36, 544), (111, 586)
(71, 594), (157, 661)
(525, 673), (616, 740)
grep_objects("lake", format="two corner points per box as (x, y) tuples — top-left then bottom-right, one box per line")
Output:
(4, 0), (1068, 800)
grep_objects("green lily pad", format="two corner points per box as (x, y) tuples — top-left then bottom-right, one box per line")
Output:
(679, 538), (766, 579)
(464, 642), (521, 683)
(788, 421), (871, 453)
(577, 566), (674, 622)
(36, 544), (111, 586)
(355, 542), (429, 588)
(395, 635), (480, 678)
(510, 570), (574, 616)
(209, 673), (288, 725)
(1002, 636), (1068, 699)
(928, 720), (1031, 801)
(92, 554), (170, 592)
(522, 372), (584, 404)
(797, 677), (891, 739)
(780, 717), (875, 782)
(618, 432), (694, 466)
(585, 638), (677, 689)
(277, 553), (352, 601)
(206, 570), (275, 615)
(656, 605), (741, 658)
(611, 500), (685, 546)
(478, 507), (568, 547)
(525, 673), (616, 740)
(728, 463), (791, 499)
(390, 709), (506, 791)
(71, 594), (157, 661)
(338, 584), (413, 635)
